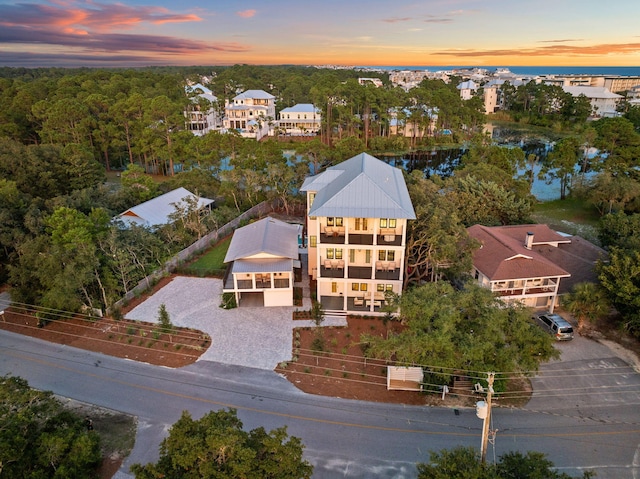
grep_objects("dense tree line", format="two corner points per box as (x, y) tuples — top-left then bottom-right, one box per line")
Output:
(131, 408), (312, 479)
(417, 446), (594, 479)
(0, 375), (101, 478)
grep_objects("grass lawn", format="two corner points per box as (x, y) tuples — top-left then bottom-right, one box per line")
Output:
(183, 236), (232, 277)
(531, 197), (602, 244)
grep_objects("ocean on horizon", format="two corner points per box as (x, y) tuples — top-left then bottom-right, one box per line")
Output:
(360, 65), (640, 77)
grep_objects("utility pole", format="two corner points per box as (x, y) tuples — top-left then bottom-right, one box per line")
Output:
(477, 372), (495, 463)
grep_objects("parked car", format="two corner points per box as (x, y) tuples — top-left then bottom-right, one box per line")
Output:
(533, 313), (574, 340)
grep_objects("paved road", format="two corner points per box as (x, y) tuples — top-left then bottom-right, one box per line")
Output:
(1, 330), (639, 478)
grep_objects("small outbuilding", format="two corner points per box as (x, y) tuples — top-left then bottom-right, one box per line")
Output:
(387, 366), (424, 391)
(116, 187), (214, 228)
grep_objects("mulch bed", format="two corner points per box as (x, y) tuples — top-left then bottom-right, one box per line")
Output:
(276, 316), (531, 407)
(0, 301), (210, 368)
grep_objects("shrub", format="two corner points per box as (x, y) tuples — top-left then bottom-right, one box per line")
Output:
(220, 292), (237, 309)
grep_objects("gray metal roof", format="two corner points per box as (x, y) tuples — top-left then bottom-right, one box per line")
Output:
(117, 187), (214, 227)
(233, 89), (275, 100)
(231, 258), (293, 274)
(224, 216), (300, 263)
(279, 103), (320, 114)
(301, 152), (416, 219)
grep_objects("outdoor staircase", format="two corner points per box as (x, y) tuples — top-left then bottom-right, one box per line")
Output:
(452, 378), (473, 396)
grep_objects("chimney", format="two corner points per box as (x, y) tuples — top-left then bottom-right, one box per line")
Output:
(524, 232), (534, 250)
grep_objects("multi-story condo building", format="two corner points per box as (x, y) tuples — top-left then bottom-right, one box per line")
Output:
(562, 86), (623, 118)
(223, 89), (275, 140)
(300, 153), (416, 314)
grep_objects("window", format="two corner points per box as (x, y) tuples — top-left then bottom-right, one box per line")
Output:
(354, 218), (368, 230)
(352, 283), (359, 291)
(309, 192), (316, 207)
(386, 284), (393, 291)
(377, 284), (385, 292)
(327, 217), (343, 227)
(331, 282), (337, 293)
(360, 283), (368, 292)
(380, 218), (397, 228)
(378, 250), (395, 261)
(349, 250), (355, 263)
(327, 217), (334, 226)
(309, 236), (317, 247)
(326, 248), (343, 260)
(365, 250), (371, 263)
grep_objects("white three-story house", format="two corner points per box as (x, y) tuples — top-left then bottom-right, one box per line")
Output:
(300, 153), (416, 314)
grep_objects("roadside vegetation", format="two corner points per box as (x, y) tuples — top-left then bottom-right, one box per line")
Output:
(131, 408), (312, 479)
(0, 374), (135, 479)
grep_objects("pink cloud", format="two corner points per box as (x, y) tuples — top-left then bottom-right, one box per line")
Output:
(236, 9), (256, 18)
(0, 1), (202, 33)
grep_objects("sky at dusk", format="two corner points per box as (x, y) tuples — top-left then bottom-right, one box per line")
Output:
(0, 0), (639, 68)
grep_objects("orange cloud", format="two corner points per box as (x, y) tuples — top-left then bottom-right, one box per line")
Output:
(236, 9), (256, 18)
(435, 42), (640, 57)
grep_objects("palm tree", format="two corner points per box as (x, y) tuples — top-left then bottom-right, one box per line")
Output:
(563, 282), (609, 334)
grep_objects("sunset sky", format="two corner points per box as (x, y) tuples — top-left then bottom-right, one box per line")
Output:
(1, 0), (639, 68)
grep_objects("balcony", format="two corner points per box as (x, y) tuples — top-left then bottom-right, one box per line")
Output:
(492, 280), (557, 297)
(320, 260), (345, 278)
(347, 265), (373, 280)
(376, 234), (402, 246)
(320, 233), (345, 244)
(374, 262), (400, 281)
(348, 233), (374, 245)
(320, 226), (345, 244)
(229, 276), (290, 290)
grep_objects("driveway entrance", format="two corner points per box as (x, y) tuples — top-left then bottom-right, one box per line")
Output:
(125, 276), (346, 370)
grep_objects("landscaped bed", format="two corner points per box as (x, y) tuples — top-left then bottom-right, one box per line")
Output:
(276, 315), (533, 408)
(0, 295), (210, 368)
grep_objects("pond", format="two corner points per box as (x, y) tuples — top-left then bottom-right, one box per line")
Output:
(380, 126), (594, 202)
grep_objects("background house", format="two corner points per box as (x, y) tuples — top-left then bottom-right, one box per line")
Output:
(184, 83), (221, 136)
(274, 103), (321, 136)
(300, 152), (416, 314)
(457, 80), (478, 100)
(223, 217), (301, 307)
(116, 187), (214, 228)
(223, 89), (275, 140)
(467, 224), (572, 313)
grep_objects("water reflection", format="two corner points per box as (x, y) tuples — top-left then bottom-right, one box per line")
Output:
(380, 127), (594, 201)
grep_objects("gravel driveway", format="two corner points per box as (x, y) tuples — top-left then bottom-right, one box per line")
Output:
(125, 276), (345, 370)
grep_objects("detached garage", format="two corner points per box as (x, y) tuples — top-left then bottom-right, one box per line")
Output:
(223, 217), (301, 307)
